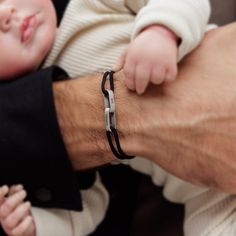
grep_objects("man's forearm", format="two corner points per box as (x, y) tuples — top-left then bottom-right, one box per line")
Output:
(53, 74), (116, 170)
(124, 24), (236, 193)
(52, 61), (236, 193)
(52, 71), (166, 170)
(53, 23), (236, 193)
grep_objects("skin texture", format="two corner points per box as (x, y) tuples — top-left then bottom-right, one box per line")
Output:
(54, 23), (236, 194)
(0, 1), (56, 234)
(0, 0), (56, 79)
(115, 24), (178, 94)
(0, 185), (35, 236)
(2, 20), (236, 236)
(2, 6), (236, 236)
(0, 1), (179, 234)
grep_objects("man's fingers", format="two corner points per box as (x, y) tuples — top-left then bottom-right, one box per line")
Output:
(0, 190), (26, 219)
(2, 201), (31, 230)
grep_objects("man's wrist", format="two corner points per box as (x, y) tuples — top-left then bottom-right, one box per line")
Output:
(53, 74), (116, 170)
(112, 71), (160, 158)
(52, 71), (151, 169)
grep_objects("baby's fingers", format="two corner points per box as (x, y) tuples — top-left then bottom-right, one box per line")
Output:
(113, 46), (128, 72)
(2, 201), (31, 231)
(150, 67), (165, 85)
(0, 190), (26, 219)
(135, 65), (151, 95)
(124, 62), (135, 91)
(165, 64), (178, 83)
(8, 185), (24, 196)
(10, 215), (34, 236)
(0, 186), (9, 204)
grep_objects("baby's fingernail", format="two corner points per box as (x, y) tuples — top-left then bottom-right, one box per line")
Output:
(0, 186), (8, 194)
(112, 64), (120, 72)
(136, 87), (145, 95)
(19, 190), (27, 199)
(24, 201), (31, 208)
(16, 184), (24, 190)
(127, 85), (135, 91)
(165, 76), (175, 83)
(126, 79), (135, 91)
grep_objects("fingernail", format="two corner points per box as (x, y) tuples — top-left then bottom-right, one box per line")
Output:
(16, 184), (24, 190)
(126, 80), (135, 91)
(19, 190), (27, 198)
(25, 201), (31, 208)
(136, 87), (145, 95)
(1, 186), (8, 194)
(165, 72), (177, 82)
(166, 76), (175, 81)
(128, 85), (135, 91)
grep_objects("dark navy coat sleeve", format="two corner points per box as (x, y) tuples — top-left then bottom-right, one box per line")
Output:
(0, 66), (82, 210)
(0, 0), (96, 212)
(0, 0), (81, 211)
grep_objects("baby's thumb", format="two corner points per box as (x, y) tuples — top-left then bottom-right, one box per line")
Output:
(112, 46), (128, 72)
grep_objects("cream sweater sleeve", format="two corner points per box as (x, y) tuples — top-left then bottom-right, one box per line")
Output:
(31, 174), (109, 236)
(129, 0), (211, 60)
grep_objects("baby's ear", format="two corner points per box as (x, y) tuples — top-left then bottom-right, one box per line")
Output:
(112, 46), (129, 72)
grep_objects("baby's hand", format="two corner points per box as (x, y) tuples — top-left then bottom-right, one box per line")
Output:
(115, 25), (178, 94)
(0, 185), (36, 236)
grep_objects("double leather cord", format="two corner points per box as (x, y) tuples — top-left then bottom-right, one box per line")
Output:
(101, 70), (134, 160)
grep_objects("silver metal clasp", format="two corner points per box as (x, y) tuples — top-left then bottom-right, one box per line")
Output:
(103, 89), (116, 131)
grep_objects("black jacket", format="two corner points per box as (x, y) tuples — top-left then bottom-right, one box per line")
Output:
(0, 0), (92, 211)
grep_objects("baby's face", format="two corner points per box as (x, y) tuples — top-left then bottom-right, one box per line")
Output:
(0, 0), (57, 79)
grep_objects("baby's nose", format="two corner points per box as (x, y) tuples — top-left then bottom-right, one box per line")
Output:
(0, 6), (16, 32)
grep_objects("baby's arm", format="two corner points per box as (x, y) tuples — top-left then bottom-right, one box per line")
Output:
(0, 175), (108, 236)
(31, 173), (108, 236)
(115, 0), (211, 94)
(0, 185), (35, 236)
(116, 24), (178, 94)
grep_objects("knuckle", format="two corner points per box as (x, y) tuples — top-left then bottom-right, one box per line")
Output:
(11, 226), (24, 236)
(11, 231), (19, 236)
(169, 66), (178, 77)
(151, 76), (163, 85)
(151, 68), (165, 84)
(124, 68), (134, 81)
(3, 200), (14, 212)
(5, 216), (16, 229)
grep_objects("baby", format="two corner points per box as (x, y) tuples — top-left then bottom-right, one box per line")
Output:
(0, 0), (214, 236)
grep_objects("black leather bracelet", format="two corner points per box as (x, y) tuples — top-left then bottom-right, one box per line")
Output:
(101, 70), (134, 160)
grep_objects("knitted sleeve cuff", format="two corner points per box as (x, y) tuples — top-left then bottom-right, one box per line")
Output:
(132, 0), (211, 60)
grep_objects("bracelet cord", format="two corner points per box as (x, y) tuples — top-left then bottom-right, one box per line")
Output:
(102, 70), (134, 160)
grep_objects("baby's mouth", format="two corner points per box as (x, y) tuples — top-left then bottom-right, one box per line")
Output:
(20, 14), (37, 43)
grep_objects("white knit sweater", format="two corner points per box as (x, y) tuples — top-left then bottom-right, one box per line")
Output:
(44, 0), (210, 77)
(36, 0), (211, 235)
(32, 174), (109, 236)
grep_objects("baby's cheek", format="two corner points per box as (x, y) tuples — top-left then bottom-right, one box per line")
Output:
(12, 56), (40, 78)
(26, 47), (47, 71)
(0, 63), (27, 80)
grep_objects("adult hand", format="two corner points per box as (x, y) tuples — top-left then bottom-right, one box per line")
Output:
(115, 22), (236, 193)
(54, 23), (236, 194)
